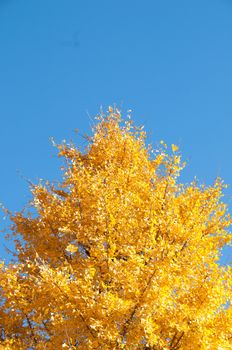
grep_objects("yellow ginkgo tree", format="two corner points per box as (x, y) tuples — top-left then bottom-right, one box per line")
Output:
(1, 108), (232, 349)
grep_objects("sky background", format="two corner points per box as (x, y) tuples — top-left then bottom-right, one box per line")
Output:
(0, 0), (232, 264)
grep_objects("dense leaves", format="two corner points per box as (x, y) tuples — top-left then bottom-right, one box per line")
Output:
(1, 109), (232, 349)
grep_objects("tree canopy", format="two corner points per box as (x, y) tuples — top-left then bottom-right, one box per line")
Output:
(1, 109), (232, 349)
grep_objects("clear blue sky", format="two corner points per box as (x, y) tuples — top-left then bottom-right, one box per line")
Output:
(0, 0), (232, 264)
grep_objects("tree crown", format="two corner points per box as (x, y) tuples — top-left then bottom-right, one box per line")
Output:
(1, 108), (232, 349)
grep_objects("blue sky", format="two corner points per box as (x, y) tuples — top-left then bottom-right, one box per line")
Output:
(0, 0), (232, 263)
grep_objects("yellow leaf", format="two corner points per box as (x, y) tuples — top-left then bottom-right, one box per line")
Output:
(171, 144), (179, 152)
(89, 267), (96, 277)
(66, 244), (78, 254)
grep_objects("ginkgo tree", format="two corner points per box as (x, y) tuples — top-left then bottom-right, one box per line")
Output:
(1, 108), (232, 349)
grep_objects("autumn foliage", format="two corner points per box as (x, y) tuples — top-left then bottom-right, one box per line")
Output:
(1, 109), (232, 349)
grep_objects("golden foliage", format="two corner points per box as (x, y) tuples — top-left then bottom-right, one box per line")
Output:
(1, 108), (232, 349)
